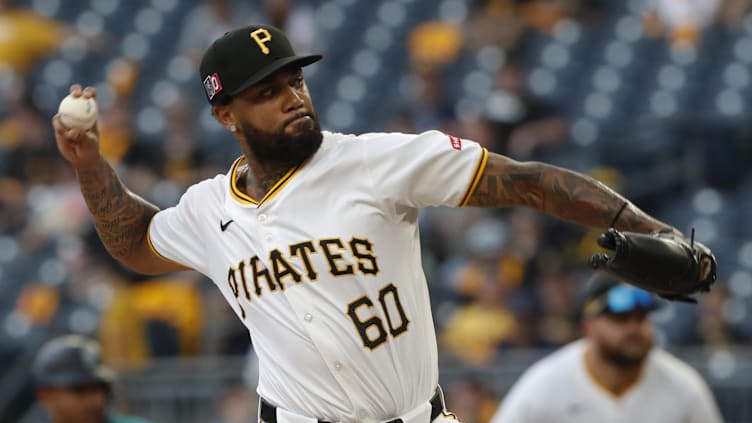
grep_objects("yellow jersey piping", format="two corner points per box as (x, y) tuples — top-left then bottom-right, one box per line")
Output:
(229, 157), (258, 205)
(229, 156), (306, 206)
(146, 216), (185, 265)
(258, 162), (304, 205)
(458, 147), (488, 207)
(583, 345), (644, 398)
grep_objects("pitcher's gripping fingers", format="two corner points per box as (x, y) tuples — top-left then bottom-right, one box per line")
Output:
(52, 85), (102, 171)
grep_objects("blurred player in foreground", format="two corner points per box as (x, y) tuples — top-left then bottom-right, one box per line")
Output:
(490, 274), (723, 423)
(52, 24), (707, 423)
(33, 334), (150, 423)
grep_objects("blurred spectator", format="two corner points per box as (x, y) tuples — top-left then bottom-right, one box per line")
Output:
(505, 208), (545, 263)
(532, 250), (580, 347)
(1, 89), (62, 184)
(0, 176), (26, 232)
(15, 283), (60, 326)
(130, 274), (204, 357)
(718, 0), (752, 28)
(257, 0), (317, 54)
(447, 117), (499, 152)
(695, 283), (744, 347)
(98, 271), (204, 366)
(211, 383), (257, 423)
(643, 0), (722, 49)
(96, 58), (140, 166)
(97, 97), (135, 167)
(443, 379), (500, 423)
(177, 0), (255, 64)
(490, 275), (723, 423)
(209, 347), (261, 423)
(408, 21), (463, 70)
(33, 334), (151, 423)
(0, 0), (67, 76)
(519, 0), (581, 34)
(94, 263), (151, 370)
(404, 21), (462, 132)
(484, 60), (568, 158)
(401, 67), (455, 132)
(440, 274), (521, 364)
(204, 290), (254, 356)
(572, 167), (626, 262)
(439, 218), (524, 365)
(464, 0), (525, 53)
(178, 0), (316, 65)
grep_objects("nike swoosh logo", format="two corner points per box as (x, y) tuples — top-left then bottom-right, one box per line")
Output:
(220, 219), (234, 232)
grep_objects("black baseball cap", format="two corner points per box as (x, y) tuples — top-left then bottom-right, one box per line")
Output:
(583, 273), (662, 317)
(32, 335), (114, 388)
(199, 24), (322, 105)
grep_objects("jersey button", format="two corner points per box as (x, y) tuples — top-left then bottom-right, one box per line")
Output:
(258, 214), (268, 222)
(304, 313), (312, 322)
(333, 361), (343, 371)
(264, 234), (273, 242)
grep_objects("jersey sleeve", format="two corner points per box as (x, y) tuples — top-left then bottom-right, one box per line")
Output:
(147, 179), (218, 275)
(359, 130), (488, 209)
(489, 377), (542, 423)
(488, 354), (561, 423)
(685, 371), (724, 423)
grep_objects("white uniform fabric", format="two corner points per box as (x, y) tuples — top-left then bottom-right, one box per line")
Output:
(490, 339), (724, 423)
(148, 130), (487, 422)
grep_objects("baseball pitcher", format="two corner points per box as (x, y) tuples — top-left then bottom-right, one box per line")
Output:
(52, 25), (714, 423)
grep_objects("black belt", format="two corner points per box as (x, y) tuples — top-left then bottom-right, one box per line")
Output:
(260, 390), (444, 423)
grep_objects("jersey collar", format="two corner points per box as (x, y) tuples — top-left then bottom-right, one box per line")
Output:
(228, 156), (305, 206)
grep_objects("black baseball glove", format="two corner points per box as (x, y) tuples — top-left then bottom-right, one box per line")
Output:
(589, 228), (717, 302)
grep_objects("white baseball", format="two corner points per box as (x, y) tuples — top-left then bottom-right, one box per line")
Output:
(58, 94), (98, 130)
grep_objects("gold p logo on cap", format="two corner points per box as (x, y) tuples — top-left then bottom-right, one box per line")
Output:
(250, 28), (272, 55)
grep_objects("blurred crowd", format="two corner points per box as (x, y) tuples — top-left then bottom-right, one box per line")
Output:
(2, 0), (752, 422)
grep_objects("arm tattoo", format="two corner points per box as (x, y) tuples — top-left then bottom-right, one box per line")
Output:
(468, 154), (674, 233)
(77, 160), (159, 260)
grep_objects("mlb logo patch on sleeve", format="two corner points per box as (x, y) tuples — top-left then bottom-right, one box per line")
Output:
(447, 134), (462, 151)
(203, 73), (223, 100)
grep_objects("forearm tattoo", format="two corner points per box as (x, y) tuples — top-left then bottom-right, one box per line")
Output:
(77, 161), (159, 259)
(468, 155), (672, 233)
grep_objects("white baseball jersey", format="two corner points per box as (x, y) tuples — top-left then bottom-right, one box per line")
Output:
(490, 339), (723, 423)
(147, 130), (488, 422)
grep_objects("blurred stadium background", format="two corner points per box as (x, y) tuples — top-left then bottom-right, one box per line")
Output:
(2, 0), (752, 421)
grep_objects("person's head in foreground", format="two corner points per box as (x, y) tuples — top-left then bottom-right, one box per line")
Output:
(33, 334), (114, 423)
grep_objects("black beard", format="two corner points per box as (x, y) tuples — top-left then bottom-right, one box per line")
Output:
(599, 344), (648, 369)
(240, 114), (323, 165)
